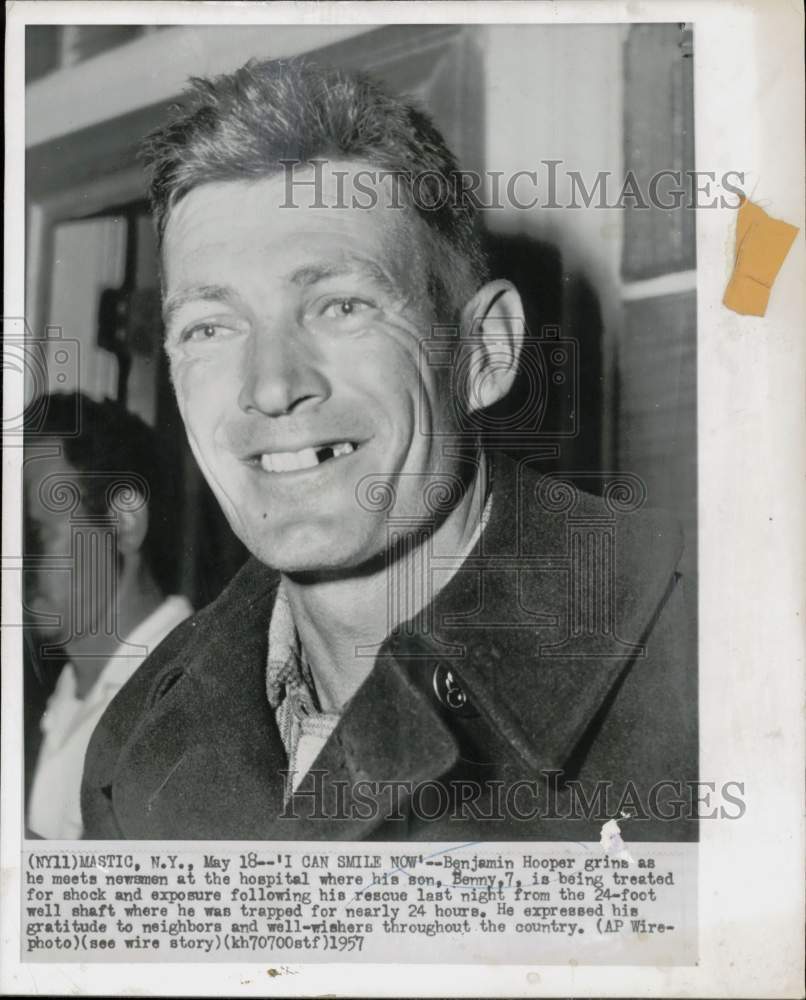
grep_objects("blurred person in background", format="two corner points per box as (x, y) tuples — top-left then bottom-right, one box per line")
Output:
(23, 392), (192, 838)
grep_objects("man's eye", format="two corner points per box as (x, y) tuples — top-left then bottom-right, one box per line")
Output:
(318, 298), (375, 321)
(179, 322), (236, 344)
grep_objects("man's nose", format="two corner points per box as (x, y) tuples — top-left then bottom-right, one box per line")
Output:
(237, 323), (331, 417)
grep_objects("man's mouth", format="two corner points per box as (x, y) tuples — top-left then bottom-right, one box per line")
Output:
(258, 441), (358, 474)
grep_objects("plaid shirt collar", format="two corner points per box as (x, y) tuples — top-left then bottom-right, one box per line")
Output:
(265, 477), (494, 718)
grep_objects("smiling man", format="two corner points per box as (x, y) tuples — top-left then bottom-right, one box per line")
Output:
(81, 58), (696, 841)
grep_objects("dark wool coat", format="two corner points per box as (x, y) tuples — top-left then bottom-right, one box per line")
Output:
(82, 453), (697, 841)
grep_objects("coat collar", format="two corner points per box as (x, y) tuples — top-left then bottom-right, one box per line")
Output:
(113, 557), (459, 838)
(384, 452), (683, 774)
(113, 560), (285, 838)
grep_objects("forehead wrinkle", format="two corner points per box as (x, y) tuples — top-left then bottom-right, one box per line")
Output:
(285, 252), (402, 299)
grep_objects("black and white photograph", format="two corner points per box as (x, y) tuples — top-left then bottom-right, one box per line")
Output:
(3, 1), (803, 994)
(21, 19), (701, 843)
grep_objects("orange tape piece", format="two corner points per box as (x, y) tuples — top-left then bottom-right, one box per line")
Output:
(723, 196), (799, 317)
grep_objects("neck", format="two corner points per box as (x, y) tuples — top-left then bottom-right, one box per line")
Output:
(66, 567), (164, 699)
(282, 455), (488, 713)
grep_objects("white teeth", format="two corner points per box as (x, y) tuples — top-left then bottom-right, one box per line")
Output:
(258, 442), (356, 473)
(261, 447), (318, 473)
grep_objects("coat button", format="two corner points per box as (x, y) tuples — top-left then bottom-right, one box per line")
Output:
(432, 662), (478, 717)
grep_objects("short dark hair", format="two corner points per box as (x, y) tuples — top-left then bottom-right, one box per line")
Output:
(143, 57), (488, 318)
(24, 392), (177, 594)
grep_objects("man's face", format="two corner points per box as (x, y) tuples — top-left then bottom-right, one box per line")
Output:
(162, 163), (465, 574)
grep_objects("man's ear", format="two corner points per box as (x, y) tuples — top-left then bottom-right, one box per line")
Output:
(458, 279), (525, 413)
(115, 493), (149, 557)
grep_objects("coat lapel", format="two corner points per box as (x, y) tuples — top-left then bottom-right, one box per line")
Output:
(112, 558), (459, 839)
(401, 452), (684, 777)
(267, 654), (458, 839)
(113, 561), (288, 839)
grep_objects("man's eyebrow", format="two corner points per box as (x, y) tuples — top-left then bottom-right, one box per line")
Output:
(162, 258), (402, 325)
(162, 284), (241, 324)
(286, 256), (401, 297)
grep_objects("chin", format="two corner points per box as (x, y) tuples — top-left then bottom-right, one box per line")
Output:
(245, 518), (385, 577)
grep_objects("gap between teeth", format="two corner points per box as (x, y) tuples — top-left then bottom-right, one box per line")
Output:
(260, 442), (354, 473)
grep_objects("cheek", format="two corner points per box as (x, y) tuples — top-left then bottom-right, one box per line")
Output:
(170, 355), (233, 438)
(335, 324), (424, 405)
